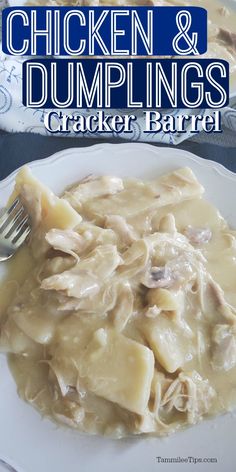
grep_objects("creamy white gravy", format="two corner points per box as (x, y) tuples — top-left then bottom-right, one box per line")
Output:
(1, 167), (236, 437)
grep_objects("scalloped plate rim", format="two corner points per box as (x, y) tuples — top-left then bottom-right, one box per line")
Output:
(1, 142), (236, 192)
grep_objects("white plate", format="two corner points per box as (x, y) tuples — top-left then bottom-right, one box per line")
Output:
(1, 143), (236, 472)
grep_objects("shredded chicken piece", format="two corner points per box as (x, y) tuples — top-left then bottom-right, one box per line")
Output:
(209, 278), (236, 323)
(39, 256), (75, 280)
(160, 371), (216, 425)
(211, 324), (236, 371)
(48, 358), (78, 397)
(136, 372), (172, 433)
(138, 369), (215, 432)
(57, 282), (117, 314)
(45, 229), (86, 259)
(146, 232), (206, 264)
(41, 270), (100, 299)
(192, 271), (236, 325)
(119, 239), (149, 278)
(105, 215), (137, 246)
(64, 176), (124, 207)
(110, 282), (134, 331)
(41, 245), (121, 299)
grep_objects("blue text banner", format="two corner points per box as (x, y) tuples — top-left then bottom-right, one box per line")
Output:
(22, 58), (229, 109)
(3, 6), (207, 56)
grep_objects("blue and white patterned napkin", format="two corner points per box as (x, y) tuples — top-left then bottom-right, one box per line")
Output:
(0, 0), (236, 146)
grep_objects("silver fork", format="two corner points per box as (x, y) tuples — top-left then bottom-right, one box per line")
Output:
(0, 198), (31, 262)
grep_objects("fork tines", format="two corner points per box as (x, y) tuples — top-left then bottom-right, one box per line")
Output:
(0, 197), (31, 246)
